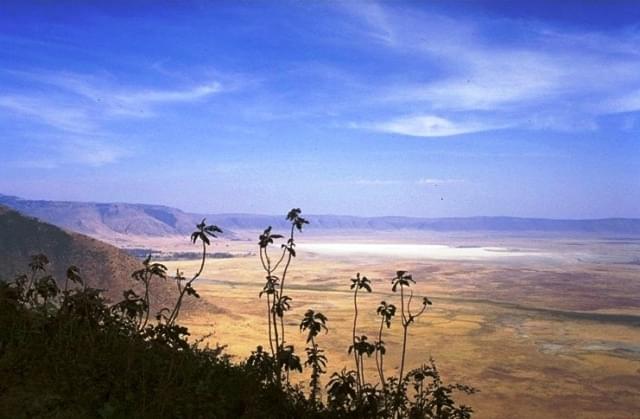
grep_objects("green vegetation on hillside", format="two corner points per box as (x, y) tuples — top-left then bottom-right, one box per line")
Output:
(0, 210), (474, 418)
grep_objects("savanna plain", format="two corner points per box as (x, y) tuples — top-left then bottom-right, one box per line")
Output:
(120, 230), (640, 419)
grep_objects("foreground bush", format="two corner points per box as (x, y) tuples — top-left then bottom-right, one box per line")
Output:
(0, 261), (316, 418)
(0, 211), (474, 418)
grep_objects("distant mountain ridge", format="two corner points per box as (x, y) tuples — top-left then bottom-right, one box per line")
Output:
(0, 194), (199, 238)
(204, 213), (640, 235)
(1, 193), (639, 238)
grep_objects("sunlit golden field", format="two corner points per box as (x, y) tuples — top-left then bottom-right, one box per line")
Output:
(146, 231), (640, 419)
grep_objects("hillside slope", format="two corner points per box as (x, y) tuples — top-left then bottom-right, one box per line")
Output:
(0, 205), (182, 308)
(0, 194), (200, 238)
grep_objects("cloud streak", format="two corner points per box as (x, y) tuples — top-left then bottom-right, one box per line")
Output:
(597, 89), (640, 114)
(350, 178), (465, 187)
(6, 71), (223, 118)
(342, 3), (640, 134)
(0, 95), (95, 133)
(417, 178), (464, 185)
(365, 114), (505, 137)
(0, 71), (223, 167)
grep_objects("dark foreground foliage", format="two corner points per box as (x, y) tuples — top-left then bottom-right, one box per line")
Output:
(0, 263), (316, 418)
(0, 212), (474, 418)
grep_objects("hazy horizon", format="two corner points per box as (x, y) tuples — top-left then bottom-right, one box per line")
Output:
(1, 1), (639, 218)
(3, 191), (640, 221)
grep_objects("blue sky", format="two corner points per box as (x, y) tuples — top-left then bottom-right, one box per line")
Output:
(0, 1), (639, 218)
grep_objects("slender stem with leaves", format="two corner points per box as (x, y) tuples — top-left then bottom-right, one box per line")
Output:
(258, 208), (308, 384)
(348, 272), (372, 394)
(131, 255), (167, 330)
(375, 300), (396, 391)
(300, 309), (328, 404)
(167, 219), (221, 326)
(392, 270), (431, 385)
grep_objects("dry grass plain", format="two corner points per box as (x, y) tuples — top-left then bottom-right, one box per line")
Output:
(124, 231), (640, 418)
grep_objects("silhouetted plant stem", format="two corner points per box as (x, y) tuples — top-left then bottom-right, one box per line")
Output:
(259, 246), (269, 272)
(309, 336), (319, 401)
(141, 275), (151, 330)
(376, 315), (385, 388)
(261, 245), (282, 382)
(359, 351), (365, 388)
(258, 210), (308, 385)
(352, 283), (361, 393)
(300, 309), (328, 405)
(278, 224), (295, 346)
(259, 247), (277, 360)
(168, 238), (205, 325)
(399, 284), (408, 384)
(266, 294), (275, 358)
(272, 305), (280, 367)
(278, 224), (295, 292)
(166, 219), (220, 326)
(348, 272), (372, 398)
(280, 312), (285, 346)
(392, 272), (429, 387)
(131, 255), (167, 331)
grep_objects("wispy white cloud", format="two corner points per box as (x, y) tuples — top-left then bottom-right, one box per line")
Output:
(337, 1), (398, 46)
(416, 178), (464, 185)
(62, 137), (129, 167)
(523, 112), (599, 132)
(384, 50), (567, 111)
(348, 178), (465, 187)
(10, 71), (223, 118)
(123, 82), (221, 103)
(596, 89), (640, 114)
(364, 114), (506, 137)
(7, 159), (60, 170)
(3, 135), (129, 169)
(0, 95), (95, 133)
(4, 132), (131, 168)
(341, 3), (640, 133)
(353, 179), (401, 186)
(538, 27), (640, 58)
(0, 71), (223, 167)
